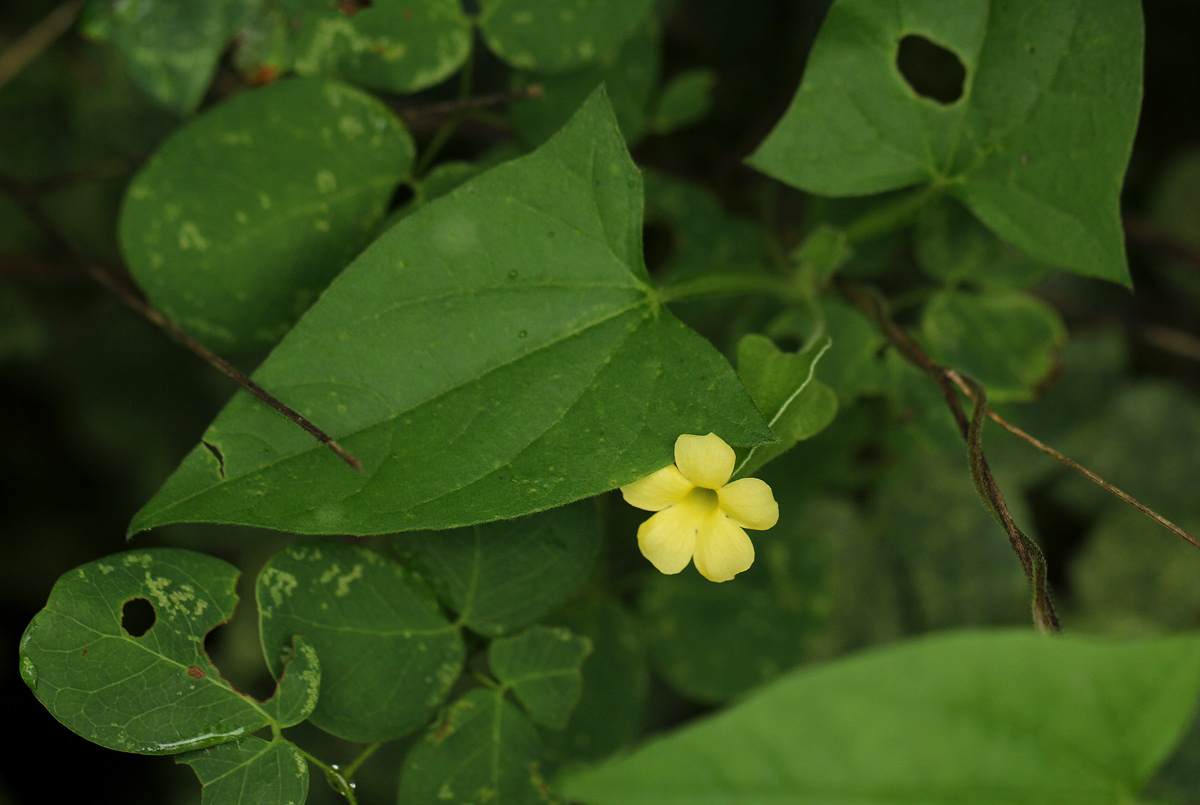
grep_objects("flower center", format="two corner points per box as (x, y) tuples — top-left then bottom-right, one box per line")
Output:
(684, 486), (720, 514)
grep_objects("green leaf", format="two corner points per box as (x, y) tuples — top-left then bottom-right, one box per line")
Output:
(639, 499), (835, 704)
(398, 689), (551, 805)
(82, 0), (231, 114)
(19, 549), (319, 754)
(920, 289), (1066, 402)
(479, 0), (656, 73)
(257, 541), (463, 742)
(509, 18), (660, 147)
(544, 600), (647, 764)
(130, 88), (771, 537)
(178, 736), (309, 805)
(120, 78), (413, 353)
(794, 223), (852, 283)
(735, 333), (838, 478)
(649, 69), (715, 135)
(489, 626), (593, 729)
(748, 0), (1143, 284)
(914, 198), (1050, 288)
(292, 0), (472, 94)
(394, 502), (600, 637)
(561, 630), (1200, 804)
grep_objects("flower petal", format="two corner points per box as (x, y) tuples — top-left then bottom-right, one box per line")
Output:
(674, 433), (735, 489)
(692, 512), (755, 582)
(637, 506), (700, 575)
(718, 478), (779, 530)
(621, 464), (694, 512)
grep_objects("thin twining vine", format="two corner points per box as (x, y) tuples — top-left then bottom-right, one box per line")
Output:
(0, 172), (364, 471)
(834, 276), (1200, 632)
(833, 277), (1059, 632)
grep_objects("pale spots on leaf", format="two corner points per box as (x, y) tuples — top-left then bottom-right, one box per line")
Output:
(178, 222), (210, 251)
(314, 219), (331, 232)
(339, 115), (365, 138)
(98, 564), (115, 575)
(235, 211), (248, 224)
(316, 170), (338, 193)
(123, 553), (154, 568)
(513, 11), (533, 24)
(164, 203), (182, 222)
(217, 130), (253, 146)
(258, 192), (272, 210)
(260, 566), (299, 608)
(129, 185), (152, 200)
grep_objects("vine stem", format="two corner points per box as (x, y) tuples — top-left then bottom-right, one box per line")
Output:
(835, 276), (1060, 633)
(397, 85), (544, 123)
(0, 174), (363, 473)
(943, 368), (1200, 551)
(414, 44), (476, 176)
(0, 0), (84, 91)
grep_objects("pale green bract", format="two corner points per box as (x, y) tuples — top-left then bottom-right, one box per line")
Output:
(130, 88), (771, 538)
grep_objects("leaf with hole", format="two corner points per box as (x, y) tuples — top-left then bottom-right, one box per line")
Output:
(479, 0), (656, 73)
(398, 689), (549, 805)
(177, 736), (309, 805)
(748, 0), (1143, 284)
(129, 88), (771, 538)
(394, 501), (600, 637)
(292, 0), (472, 94)
(120, 77), (415, 352)
(257, 541), (464, 742)
(735, 333), (838, 478)
(19, 549), (319, 755)
(561, 630), (1200, 804)
(489, 625), (593, 729)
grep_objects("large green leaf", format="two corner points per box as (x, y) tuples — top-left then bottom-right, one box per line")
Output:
(81, 0), (231, 114)
(130, 88), (771, 537)
(748, 0), (1142, 284)
(489, 626), (593, 729)
(292, 0), (472, 94)
(178, 736), (309, 805)
(398, 689), (549, 805)
(394, 502), (600, 637)
(561, 631), (1200, 804)
(478, 0), (655, 73)
(257, 541), (463, 742)
(120, 78), (413, 352)
(19, 549), (319, 755)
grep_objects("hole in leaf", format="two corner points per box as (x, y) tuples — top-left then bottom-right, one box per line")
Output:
(121, 598), (156, 637)
(896, 34), (966, 104)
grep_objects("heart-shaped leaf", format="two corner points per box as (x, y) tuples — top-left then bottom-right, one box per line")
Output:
(130, 88), (771, 538)
(749, 0), (1143, 284)
(489, 625), (593, 729)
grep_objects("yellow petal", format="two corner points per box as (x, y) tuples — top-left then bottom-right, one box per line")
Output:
(637, 505), (700, 575)
(718, 478), (779, 530)
(692, 512), (755, 582)
(621, 464), (694, 512)
(674, 433), (735, 489)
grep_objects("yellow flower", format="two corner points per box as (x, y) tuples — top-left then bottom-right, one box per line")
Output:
(620, 433), (779, 582)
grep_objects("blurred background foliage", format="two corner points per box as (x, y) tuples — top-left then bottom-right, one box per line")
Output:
(2, 1), (1200, 802)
